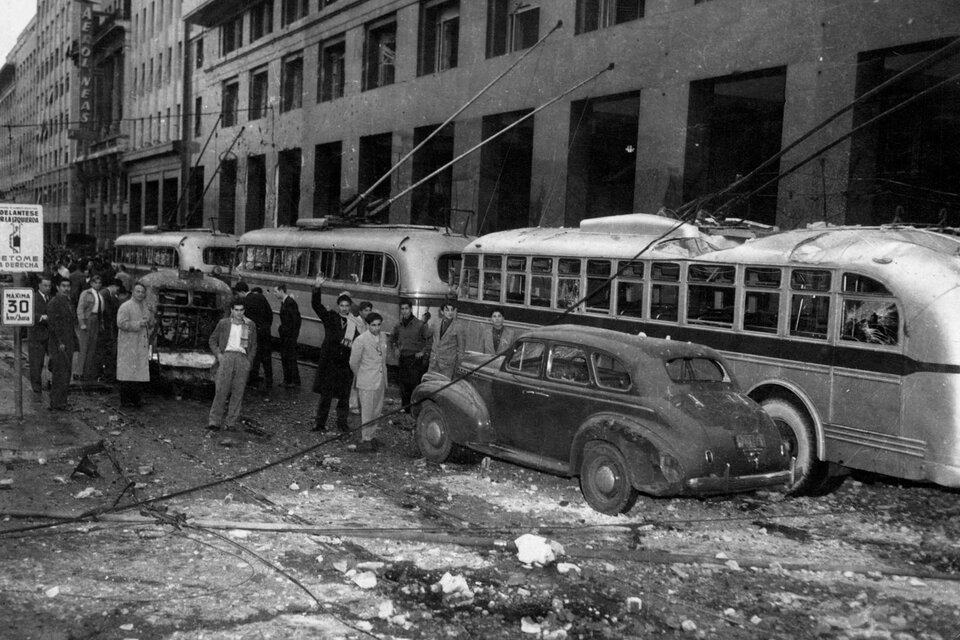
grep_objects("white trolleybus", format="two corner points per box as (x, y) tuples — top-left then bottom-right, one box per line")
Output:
(455, 213), (960, 495)
(234, 219), (473, 354)
(114, 227), (238, 281)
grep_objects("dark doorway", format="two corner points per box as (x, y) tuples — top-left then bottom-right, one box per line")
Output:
(358, 132), (392, 220)
(185, 167), (205, 227)
(162, 177), (178, 227)
(218, 159), (237, 233)
(246, 154), (267, 230)
(277, 148), (302, 226)
(479, 110), (534, 233)
(145, 180), (159, 226)
(847, 40), (960, 225)
(566, 91), (640, 225)
(313, 142), (342, 218)
(683, 67), (786, 225)
(412, 123), (455, 226)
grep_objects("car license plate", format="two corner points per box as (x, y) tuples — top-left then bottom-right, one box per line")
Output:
(736, 433), (765, 450)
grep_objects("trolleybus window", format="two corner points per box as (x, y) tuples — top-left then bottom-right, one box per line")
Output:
(742, 266), (781, 334)
(530, 257), (553, 307)
(203, 247), (236, 268)
(461, 254), (479, 298)
(506, 256), (527, 304)
(789, 268), (830, 340)
(586, 260), (612, 313)
(650, 262), (679, 321)
(557, 258), (582, 311)
(438, 253), (462, 286)
(840, 273), (899, 345)
(361, 253), (383, 285)
(483, 255), (503, 301)
(686, 264), (736, 326)
(616, 260), (644, 318)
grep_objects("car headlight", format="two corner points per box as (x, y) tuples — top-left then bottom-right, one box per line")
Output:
(659, 453), (683, 485)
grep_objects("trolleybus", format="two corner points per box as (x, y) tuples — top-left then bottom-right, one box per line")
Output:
(234, 219), (472, 354)
(455, 213), (960, 495)
(114, 227), (238, 281)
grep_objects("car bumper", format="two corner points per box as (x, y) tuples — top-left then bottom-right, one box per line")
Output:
(685, 469), (792, 493)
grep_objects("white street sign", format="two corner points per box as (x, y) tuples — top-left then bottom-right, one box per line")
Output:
(0, 204), (44, 272)
(1, 288), (34, 326)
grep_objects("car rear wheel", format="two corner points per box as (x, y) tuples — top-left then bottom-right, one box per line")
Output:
(762, 397), (844, 496)
(579, 441), (639, 515)
(416, 403), (454, 463)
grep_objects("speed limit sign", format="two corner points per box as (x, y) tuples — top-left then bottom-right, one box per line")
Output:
(1, 288), (34, 326)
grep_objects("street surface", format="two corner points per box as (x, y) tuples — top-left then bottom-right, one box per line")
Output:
(1, 351), (959, 639)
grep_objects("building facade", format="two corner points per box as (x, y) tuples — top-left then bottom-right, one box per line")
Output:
(2, 0), (959, 250)
(181, 0), (960, 236)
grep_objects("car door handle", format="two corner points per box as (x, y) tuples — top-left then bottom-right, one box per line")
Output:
(523, 390), (550, 398)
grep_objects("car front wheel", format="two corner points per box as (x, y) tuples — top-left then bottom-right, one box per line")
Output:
(416, 403), (454, 463)
(579, 441), (639, 515)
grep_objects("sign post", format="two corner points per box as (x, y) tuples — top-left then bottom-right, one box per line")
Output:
(0, 204), (44, 420)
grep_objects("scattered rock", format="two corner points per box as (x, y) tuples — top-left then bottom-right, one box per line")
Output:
(352, 571), (377, 589)
(515, 533), (564, 567)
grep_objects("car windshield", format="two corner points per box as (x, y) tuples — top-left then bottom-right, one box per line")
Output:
(664, 357), (728, 383)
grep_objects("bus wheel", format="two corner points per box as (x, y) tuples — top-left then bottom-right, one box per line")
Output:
(579, 441), (639, 515)
(416, 404), (454, 463)
(762, 397), (836, 496)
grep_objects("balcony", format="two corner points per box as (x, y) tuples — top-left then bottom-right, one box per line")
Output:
(184, 0), (261, 27)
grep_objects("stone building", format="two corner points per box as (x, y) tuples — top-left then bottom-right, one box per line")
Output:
(181, 0), (960, 235)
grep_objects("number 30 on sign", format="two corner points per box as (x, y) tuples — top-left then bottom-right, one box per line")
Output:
(1, 288), (34, 326)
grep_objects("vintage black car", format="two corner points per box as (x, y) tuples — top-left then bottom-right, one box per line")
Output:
(411, 325), (792, 515)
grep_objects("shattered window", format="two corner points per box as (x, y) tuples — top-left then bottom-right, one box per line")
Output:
(593, 352), (631, 390)
(841, 299), (899, 346)
(547, 344), (590, 385)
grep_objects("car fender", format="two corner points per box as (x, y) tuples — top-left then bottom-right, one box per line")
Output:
(411, 376), (493, 443)
(571, 412), (686, 495)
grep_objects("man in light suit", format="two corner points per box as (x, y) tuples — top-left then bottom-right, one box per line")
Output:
(350, 312), (388, 452)
(76, 274), (106, 381)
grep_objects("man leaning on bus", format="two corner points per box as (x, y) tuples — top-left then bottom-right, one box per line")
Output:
(390, 298), (432, 420)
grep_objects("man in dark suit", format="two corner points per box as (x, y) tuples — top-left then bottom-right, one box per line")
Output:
(274, 284), (301, 388)
(47, 279), (77, 410)
(27, 275), (52, 395)
(243, 286), (274, 388)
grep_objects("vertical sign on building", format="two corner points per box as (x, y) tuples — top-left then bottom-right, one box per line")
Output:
(70, 1), (95, 139)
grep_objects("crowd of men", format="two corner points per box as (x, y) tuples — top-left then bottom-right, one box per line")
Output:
(25, 256), (516, 454)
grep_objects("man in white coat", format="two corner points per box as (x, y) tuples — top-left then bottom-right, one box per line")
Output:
(349, 312), (387, 453)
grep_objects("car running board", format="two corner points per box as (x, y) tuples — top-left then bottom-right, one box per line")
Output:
(465, 442), (571, 476)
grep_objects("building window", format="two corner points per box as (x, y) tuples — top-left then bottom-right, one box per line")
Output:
(222, 79), (239, 126)
(194, 96), (202, 137)
(249, 68), (269, 120)
(281, 0), (307, 26)
(318, 37), (345, 102)
(250, 0), (273, 42)
(487, 0), (539, 58)
(280, 52), (303, 112)
(418, 0), (459, 76)
(363, 16), (396, 91)
(576, 0), (642, 34)
(222, 14), (243, 55)
(195, 38), (204, 68)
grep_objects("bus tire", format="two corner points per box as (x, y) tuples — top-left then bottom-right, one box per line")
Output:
(416, 403), (454, 464)
(579, 441), (639, 515)
(762, 397), (836, 496)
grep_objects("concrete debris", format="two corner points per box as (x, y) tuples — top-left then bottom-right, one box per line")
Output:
(626, 597), (643, 613)
(724, 560), (742, 571)
(433, 572), (474, 600)
(681, 619), (697, 632)
(377, 600), (395, 619)
(0, 478), (13, 489)
(750, 615), (762, 625)
(227, 529), (249, 539)
(515, 533), (564, 567)
(44, 586), (60, 597)
(288, 482), (300, 491)
(332, 560), (351, 573)
(73, 487), (102, 499)
(556, 562), (580, 575)
(521, 617), (541, 635)
(356, 561), (385, 571)
(351, 571), (377, 589)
